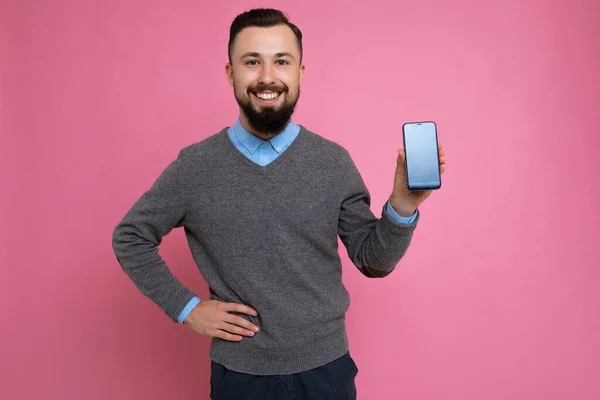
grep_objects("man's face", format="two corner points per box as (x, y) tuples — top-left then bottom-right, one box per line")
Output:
(226, 24), (304, 137)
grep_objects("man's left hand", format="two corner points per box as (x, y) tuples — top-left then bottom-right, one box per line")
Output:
(389, 144), (446, 217)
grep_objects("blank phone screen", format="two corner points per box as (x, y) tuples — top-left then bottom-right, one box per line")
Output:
(403, 122), (441, 190)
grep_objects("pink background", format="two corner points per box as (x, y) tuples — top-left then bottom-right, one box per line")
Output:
(2, 0), (599, 399)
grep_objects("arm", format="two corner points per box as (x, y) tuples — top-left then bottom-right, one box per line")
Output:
(337, 152), (419, 278)
(112, 150), (197, 321)
(337, 145), (446, 278)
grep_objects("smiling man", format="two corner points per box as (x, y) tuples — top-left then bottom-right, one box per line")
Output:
(112, 8), (445, 400)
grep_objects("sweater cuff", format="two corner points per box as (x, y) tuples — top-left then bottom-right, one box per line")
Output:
(385, 200), (417, 224)
(380, 203), (419, 235)
(177, 297), (202, 323)
(163, 288), (198, 322)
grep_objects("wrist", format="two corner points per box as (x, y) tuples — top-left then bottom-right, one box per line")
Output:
(179, 297), (201, 324)
(389, 197), (416, 217)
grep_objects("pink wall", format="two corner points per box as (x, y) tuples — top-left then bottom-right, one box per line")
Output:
(2, 0), (599, 398)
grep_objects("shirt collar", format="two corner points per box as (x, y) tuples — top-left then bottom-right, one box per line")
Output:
(232, 117), (299, 155)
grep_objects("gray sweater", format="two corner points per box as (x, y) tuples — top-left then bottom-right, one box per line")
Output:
(112, 126), (418, 375)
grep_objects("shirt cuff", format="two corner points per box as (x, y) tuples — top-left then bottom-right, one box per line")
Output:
(177, 296), (201, 323)
(385, 200), (417, 225)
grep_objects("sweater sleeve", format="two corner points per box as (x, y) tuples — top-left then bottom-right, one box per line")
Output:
(337, 150), (419, 277)
(112, 150), (196, 321)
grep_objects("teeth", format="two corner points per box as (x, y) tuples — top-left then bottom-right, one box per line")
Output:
(256, 92), (279, 100)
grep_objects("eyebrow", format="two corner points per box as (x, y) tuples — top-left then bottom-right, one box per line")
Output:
(240, 52), (296, 60)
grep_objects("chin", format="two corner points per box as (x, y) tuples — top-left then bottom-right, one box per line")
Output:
(253, 103), (281, 113)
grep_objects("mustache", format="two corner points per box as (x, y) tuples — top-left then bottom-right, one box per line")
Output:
(249, 83), (288, 93)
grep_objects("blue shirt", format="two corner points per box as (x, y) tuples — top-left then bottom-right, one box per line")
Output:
(177, 118), (417, 323)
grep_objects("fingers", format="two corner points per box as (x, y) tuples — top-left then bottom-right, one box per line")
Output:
(397, 148), (405, 162)
(212, 329), (243, 342)
(220, 321), (257, 338)
(438, 144), (446, 173)
(187, 300), (262, 342)
(210, 316), (258, 342)
(224, 314), (260, 333)
(220, 302), (258, 317)
(203, 317), (258, 342)
(217, 302), (261, 336)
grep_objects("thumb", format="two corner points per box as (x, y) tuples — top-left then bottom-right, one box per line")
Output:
(396, 149), (407, 175)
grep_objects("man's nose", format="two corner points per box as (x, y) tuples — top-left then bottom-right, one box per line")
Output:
(258, 64), (275, 84)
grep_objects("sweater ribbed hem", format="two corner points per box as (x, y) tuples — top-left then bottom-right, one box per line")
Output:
(209, 323), (349, 375)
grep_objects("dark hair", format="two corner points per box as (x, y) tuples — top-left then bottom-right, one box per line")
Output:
(228, 8), (303, 63)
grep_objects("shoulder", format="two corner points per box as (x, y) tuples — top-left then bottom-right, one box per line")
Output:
(298, 125), (366, 187)
(176, 128), (229, 161)
(299, 126), (353, 161)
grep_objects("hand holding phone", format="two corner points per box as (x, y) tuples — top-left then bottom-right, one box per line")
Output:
(388, 121), (445, 217)
(402, 121), (442, 191)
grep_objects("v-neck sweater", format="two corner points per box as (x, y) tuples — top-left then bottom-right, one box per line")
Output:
(112, 126), (418, 375)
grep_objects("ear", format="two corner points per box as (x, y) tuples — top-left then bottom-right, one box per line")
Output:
(299, 63), (306, 85)
(225, 63), (234, 87)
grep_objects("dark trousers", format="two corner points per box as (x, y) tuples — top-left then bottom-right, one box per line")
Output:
(210, 352), (358, 400)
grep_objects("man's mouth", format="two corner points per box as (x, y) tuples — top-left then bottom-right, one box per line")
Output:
(251, 90), (283, 102)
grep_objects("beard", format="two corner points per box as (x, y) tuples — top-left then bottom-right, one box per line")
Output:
(235, 83), (300, 137)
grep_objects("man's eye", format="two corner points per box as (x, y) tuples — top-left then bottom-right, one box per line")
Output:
(276, 60), (288, 65)
(246, 60), (258, 65)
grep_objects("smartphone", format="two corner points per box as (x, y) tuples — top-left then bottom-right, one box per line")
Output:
(402, 121), (441, 190)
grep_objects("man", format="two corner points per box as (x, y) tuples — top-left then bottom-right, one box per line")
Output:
(112, 7), (446, 400)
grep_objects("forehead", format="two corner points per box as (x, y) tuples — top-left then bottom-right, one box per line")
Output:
(232, 25), (299, 58)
